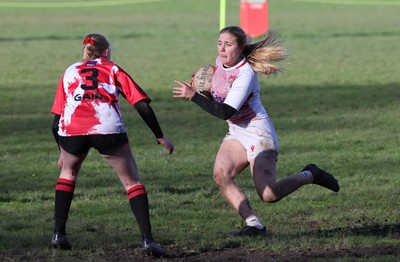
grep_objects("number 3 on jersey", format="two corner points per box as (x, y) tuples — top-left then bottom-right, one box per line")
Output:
(81, 68), (99, 90)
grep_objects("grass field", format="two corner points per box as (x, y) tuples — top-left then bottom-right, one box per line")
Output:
(0, 0), (399, 261)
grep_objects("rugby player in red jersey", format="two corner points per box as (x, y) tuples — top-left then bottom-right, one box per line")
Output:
(51, 33), (173, 258)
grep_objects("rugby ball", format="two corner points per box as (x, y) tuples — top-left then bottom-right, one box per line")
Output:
(191, 64), (215, 99)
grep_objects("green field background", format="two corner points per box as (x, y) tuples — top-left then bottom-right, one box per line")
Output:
(0, 0), (399, 260)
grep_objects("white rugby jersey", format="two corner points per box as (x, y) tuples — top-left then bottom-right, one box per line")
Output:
(211, 57), (268, 125)
(51, 57), (150, 136)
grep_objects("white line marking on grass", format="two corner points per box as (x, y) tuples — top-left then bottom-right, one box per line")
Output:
(0, 0), (169, 8)
(288, 0), (400, 6)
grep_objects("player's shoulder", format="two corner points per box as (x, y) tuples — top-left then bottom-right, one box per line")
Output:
(66, 61), (83, 69)
(63, 61), (84, 77)
(238, 61), (255, 78)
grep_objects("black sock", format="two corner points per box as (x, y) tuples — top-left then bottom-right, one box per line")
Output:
(54, 178), (75, 235)
(127, 184), (153, 241)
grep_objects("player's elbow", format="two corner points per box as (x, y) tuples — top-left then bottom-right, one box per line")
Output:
(216, 105), (236, 120)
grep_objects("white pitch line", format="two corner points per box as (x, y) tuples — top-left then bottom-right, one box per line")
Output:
(288, 0), (400, 6)
(0, 0), (169, 8)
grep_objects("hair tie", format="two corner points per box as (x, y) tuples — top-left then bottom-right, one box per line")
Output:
(83, 37), (95, 46)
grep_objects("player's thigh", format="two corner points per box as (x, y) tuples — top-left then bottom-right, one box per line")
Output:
(103, 143), (141, 187)
(250, 156), (277, 195)
(59, 147), (88, 180)
(214, 139), (249, 178)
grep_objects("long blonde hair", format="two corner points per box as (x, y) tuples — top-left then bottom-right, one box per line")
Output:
(82, 33), (110, 61)
(220, 26), (288, 76)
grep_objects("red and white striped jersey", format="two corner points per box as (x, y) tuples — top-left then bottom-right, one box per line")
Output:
(51, 57), (150, 136)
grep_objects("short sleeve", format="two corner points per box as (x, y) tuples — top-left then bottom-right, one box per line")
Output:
(223, 73), (253, 110)
(51, 74), (66, 115)
(115, 66), (150, 106)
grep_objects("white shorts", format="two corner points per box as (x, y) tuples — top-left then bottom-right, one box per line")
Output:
(224, 118), (279, 161)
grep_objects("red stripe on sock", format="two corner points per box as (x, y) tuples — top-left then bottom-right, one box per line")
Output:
(57, 178), (76, 186)
(56, 184), (75, 192)
(127, 185), (146, 200)
(56, 178), (76, 192)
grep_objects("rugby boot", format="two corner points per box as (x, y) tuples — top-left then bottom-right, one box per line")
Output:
(142, 239), (170, 258)
(302, 164), (339, 192)
(227, 226), (267, 237)
(51, 232), (72, 250)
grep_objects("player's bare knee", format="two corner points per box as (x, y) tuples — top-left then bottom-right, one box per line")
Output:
(212, 172), (224, 186)
(263, 194), (279, 203)
(258, 187), (280, 203)
(213, 170), (232, 188)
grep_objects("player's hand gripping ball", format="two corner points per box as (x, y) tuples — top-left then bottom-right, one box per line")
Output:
(191, 64), (215, 99)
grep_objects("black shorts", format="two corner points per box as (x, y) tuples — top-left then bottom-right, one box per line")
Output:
(59, 133), (129, 155)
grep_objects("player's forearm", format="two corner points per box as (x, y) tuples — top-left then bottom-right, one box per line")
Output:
(134, 100), (164, 139)
(191, 92), (237, 120)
